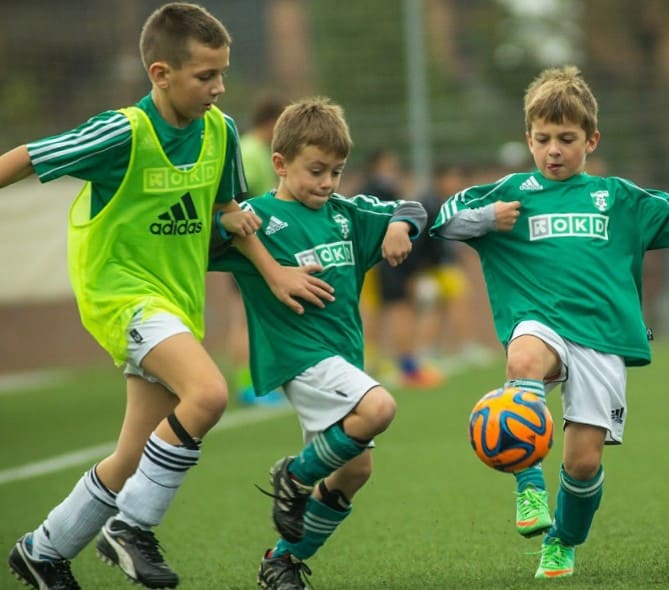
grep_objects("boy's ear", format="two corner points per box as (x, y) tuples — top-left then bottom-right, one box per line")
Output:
(148, 61), (170, 88)
(586, 130), (601, 154)
(272, 152), (287, 176)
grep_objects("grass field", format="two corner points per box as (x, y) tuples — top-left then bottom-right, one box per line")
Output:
(1, 345), (668, 589)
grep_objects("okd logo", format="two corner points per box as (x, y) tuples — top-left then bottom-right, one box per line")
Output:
(150, 193), (203, 235)
(295, 241), (355, 268)
(528, 213), (609, 241)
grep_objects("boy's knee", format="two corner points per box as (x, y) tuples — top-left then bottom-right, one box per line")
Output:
(506, 349), (543, 379)
(367, 389), (397, 433)
(563, 456), (601, 481)
(187, 378), (228, 423)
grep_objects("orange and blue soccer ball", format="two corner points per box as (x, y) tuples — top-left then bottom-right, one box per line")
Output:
(468, 387), (554, 473)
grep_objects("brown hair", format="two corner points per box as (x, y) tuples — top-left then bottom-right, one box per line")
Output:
(524, 65), (598, 138)
(271, 96), (353, 162)
(140, 2), (231, 70)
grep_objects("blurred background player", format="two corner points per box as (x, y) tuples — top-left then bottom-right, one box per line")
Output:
(412, 161), (495, 373)
(357, 148), (443, 388)
(240, 92), (288, 198)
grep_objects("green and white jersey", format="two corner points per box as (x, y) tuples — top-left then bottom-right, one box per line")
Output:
(27, 94), (247, 217)
(430, 171), (669, 366)
(210, 192), (425, 394)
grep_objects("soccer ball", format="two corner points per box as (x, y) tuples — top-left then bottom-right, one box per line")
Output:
(468, 387), (554, 473)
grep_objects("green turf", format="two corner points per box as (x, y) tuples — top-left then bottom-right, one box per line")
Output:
(1, 345), (668, 589)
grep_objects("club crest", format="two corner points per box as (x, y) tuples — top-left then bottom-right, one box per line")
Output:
(590, 190), (611, 212)
(333, 213), (350, 238)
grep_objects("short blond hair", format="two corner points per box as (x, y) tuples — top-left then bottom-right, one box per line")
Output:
(271, 96), (353, 162)
(524, 65), (598, 138)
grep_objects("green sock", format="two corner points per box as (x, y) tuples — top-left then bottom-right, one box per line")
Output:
(506, 379), (547, 491)
(289, 423), (367, 485)
(504, 378), (545, 401)
(514, 463), (546, 492)
(549, 464), (603, 546)
(273, 496), (351, 560)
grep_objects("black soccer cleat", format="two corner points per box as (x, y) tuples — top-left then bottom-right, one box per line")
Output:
(96, 518), (178, 589)
(261, 456), (313, 543)
(257, 549), (312, 590)
(8, 533), (81, 590)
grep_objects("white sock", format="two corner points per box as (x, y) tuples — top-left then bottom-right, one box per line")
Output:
(32, 466), (117, 560)
(116, 432), (199, 528)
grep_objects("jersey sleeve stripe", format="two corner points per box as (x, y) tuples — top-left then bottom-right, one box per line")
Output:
(28, 114), (131, 165)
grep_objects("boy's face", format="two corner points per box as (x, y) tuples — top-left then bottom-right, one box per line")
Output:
(525, 118), (600, 181)
(151, 40), (230, 127)
(273, 145), (346, 210)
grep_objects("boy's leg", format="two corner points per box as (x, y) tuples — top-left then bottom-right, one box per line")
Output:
(97, 332), (227, 589)
(258, 454), (370, 590)
(506, 327), (564, 538)
(269, 421), (368, 543)
(8, 466), (117, 590)
(536, 424), (605, 579)
(505, 378), (552, 537)
(270, 376), (395, 543)
(9, 363), (177, 590)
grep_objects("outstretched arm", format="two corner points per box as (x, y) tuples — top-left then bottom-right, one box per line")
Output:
(0, 146), (34, 188)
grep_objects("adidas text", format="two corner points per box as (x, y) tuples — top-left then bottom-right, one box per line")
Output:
(150, 220), (203, 235)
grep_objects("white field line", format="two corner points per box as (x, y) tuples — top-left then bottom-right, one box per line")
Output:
(0, 369), (67, 395)
(0, 405), (292, 486)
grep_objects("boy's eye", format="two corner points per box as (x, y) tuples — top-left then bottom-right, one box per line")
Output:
(198, 71), (226, 82)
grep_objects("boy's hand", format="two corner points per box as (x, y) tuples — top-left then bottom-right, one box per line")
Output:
(381, 221), (413, 267)
(221, 210), (262, 237)
(267, 265), (335, 315)
(494, 200), (521, 231)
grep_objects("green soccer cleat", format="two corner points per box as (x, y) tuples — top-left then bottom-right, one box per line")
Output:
(535, 537), (575, 579)
(515, 486), (552, 537)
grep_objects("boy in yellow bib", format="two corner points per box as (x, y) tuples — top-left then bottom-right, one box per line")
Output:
(1, 4), (332, 589)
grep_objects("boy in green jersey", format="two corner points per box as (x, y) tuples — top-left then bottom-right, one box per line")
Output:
(2, 4), (333, 590)
(430, 65), (669, 579)
(210, 97), (427, 589)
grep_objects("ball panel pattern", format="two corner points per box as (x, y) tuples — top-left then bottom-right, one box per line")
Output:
(468, 387), (554, 473)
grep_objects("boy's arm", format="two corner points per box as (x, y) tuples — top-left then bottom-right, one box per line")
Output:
(431, 200), (520, 239)
(0, 146), (35, 188)
(381, 200), (428, 266)
(232, 233), (335, 315)
(211, 200), (335, 314)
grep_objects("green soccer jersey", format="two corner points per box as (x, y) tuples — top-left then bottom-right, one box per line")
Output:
(210, 192), (424, 394)
(430, 171), (669, 366)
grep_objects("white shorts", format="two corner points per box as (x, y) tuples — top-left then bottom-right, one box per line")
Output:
(511, 320), (627, 444)
(282, 355), (380, 444)
(122, 310), (191, 389)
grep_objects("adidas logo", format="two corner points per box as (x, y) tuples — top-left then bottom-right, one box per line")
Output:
(519, 176), (543, 191)
(150, 192), (203, 235)
(265, 215), (288, 236)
